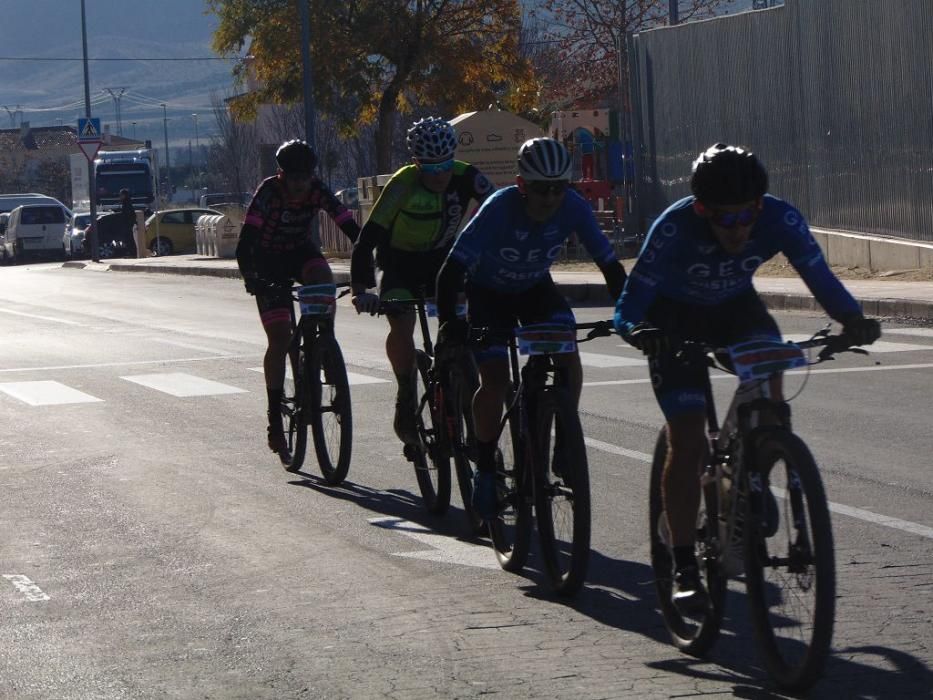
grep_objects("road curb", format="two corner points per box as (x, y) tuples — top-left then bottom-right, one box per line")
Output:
(70, 262), (933, 321)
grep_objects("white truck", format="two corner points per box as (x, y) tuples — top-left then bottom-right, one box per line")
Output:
(93, 146), (160, 210)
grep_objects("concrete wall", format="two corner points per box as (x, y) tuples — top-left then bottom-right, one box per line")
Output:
(813, 228), (933, 272)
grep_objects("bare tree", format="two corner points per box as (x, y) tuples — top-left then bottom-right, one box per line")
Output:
(210, 91), (260, 195)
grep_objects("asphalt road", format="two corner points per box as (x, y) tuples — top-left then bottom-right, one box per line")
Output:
(0, 264), (930, 699)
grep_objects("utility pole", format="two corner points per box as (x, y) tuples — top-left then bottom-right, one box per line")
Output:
(161, 103), (172, 201)
(669, 0), (679, 25)
(299, 0), (316, 147)
(81, 0), (100, 262)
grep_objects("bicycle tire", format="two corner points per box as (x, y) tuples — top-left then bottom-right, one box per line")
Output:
(744, 431), (835, 691)
(648, 427), (726, 655)
(309, 332), (353, 485)
(412, 350), (451, 514)
(487, 390), (532, 572)
(448, 362), (484, 535)
(533, 390), (591, 596)
(282, 343), (309, 473)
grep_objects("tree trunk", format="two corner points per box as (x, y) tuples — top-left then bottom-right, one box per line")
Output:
(374, 84), (400, 174)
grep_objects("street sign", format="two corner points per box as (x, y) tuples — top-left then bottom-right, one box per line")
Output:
(77, 117), (101, 142)
(78, 140), (101, 162)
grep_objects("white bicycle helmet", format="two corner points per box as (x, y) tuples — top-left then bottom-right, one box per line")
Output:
(406, 117), (457, 161)
(517, 138), (571, 181)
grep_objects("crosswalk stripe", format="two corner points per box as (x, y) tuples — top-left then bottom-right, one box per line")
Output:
(248, 367), (390, 385)
(0, 381), (103, 406)
(121, 373), (247, 397)
(579, 351), (646, 368)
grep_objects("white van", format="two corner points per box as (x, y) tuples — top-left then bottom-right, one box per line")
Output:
(0, 193), (68, 215)
(3, 204), (69, 261)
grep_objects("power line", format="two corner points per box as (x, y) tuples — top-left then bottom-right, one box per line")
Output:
(0, 56), (239, 62)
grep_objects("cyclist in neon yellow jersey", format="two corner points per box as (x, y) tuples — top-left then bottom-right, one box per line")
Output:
(351, 116), (494, 447)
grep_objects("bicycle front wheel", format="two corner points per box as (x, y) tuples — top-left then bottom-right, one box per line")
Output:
(309, 333), (353, 485)
(533, 390), (591, 597)
(282, 343), (309, 473)
(649, 427), (726, 655)
(745, 431), (835, 692)
(487, 391), (532, 572)
(412, 350), (451, 514)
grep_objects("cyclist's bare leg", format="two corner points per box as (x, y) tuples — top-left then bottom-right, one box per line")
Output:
(552, 350), (583, 407)
(473, 357), (510, 444)
(386, 312), (418, 443)
(263, 318), (292, 454)
(663, 412), (708, 548)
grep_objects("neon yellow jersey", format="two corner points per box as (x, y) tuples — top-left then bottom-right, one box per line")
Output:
(366, 161), (494, 252)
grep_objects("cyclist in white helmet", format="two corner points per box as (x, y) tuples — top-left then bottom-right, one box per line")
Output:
(433, 137), (628, 518)
(351, 116), (494, 448)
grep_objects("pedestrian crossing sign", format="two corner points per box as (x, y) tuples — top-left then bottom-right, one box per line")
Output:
(77, 117), (101, 142)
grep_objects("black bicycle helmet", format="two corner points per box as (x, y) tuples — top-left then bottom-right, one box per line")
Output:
(690, 143), (768, 205)
(275, 139), (317, 175)
(406, 117), (458, 161)
(517, 138), (572, 181)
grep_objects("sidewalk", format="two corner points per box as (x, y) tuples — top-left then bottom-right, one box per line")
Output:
(62, 255), (933, 321)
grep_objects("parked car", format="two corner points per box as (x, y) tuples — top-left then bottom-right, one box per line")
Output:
(96, 212), (136, 259)
(198, 192), (251, 208)
(0, 213), (7, 263)
(63, 212), (94, 258)
(2, 203), (68, 262)
(144, 208), (222, 256)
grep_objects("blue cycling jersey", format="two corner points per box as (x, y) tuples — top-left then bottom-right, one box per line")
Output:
(447, 186), (616, 293)
(614, 195), (860, 334)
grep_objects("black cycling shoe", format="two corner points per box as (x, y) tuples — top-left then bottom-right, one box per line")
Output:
(672, 564), (709, 617)
(393, 396), (419, 447)
(267, 424), (291, 465)
(761, 484), (780, 538)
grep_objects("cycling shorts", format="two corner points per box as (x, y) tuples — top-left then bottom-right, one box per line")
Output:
(646, 289), (781, 419)
(467, 275), (575, 364)
(377, 246), (450, 306)
(253, 242), (330, 328)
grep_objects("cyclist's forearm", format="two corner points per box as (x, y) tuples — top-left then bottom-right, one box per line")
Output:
(350, 223), (384, 289)
(236, 224), (260, 275)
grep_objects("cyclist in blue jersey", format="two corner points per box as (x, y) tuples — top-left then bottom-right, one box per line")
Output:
(435, 137), (628, 518)
(614, 143), (881, 614)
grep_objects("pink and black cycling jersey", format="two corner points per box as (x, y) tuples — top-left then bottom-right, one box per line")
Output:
(243, 174), (357, 258)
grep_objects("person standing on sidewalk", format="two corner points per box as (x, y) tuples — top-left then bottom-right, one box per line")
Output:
(350, 116), (494, 448)
(613, 143), (881, 614)
(433, 137), (628, 518)
(236, 139), (360, 462)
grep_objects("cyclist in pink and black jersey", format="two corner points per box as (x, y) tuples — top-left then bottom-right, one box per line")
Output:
(236, 139), (360, 461)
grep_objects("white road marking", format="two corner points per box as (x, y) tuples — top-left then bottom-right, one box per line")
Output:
(145, 337), (235, 356)
(583, 362), (933, 387)
(579, 351), (646, 368)
(121, 373), (247, 397)
(3, 575), (50, 601)
(0, 308), (83, 326)
(784, 335), (928, 353)
(584, 436), (933, 540)
(0, 355), (255, 374)
(369, 516), (500, 570)
(248, 367), (389, 386)
(884, 327), (933, 338)
(0, 381), (103, 406)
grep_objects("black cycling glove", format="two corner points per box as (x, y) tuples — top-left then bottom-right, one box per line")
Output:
(626, 324), (670, 357)
(841, 313), (881, 346)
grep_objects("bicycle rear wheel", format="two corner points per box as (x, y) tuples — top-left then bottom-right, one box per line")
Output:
(309, 332), (353, 485)
(487, 391), (532, 572)
(745, 432), (835, 691)
(281, 343), (309, 472)
(447, 363), (484, 535)
(649, 427), (726, 655)
(534, 390), (591, 597)
(412, 350), (451, 514)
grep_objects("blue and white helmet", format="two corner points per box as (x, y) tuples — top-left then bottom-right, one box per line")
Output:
(406, 117), (457, 161)
(517, 138), (571, 181)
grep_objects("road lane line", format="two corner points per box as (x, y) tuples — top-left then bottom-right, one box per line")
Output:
(579, 352), (646, 368)
(583, 362), (933, 387)
(369, 516), (500, 570)
(885, 328), (933, 338)
(0, 308), (84, 326)
(0, 355), (256, 374)
(3, 575), (50, 601)
(584, 436), (933, 540)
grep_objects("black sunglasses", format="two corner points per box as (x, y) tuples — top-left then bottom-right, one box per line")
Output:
(527, 180), (570, 196)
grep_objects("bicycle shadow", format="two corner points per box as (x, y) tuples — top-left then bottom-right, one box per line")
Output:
(561, 548), (933, 698)
(285, 471), (489, 544)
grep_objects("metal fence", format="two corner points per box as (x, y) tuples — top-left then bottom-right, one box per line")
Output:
(628, 0), (933, 242)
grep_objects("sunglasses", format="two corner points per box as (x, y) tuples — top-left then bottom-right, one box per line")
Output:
(710, 204), (759, 229)
(417, 158), (455, 174)
(527, 180), (570, 196)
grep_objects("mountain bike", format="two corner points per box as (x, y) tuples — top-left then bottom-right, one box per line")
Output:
(379, 295), (481, 532)
(481, 320), (613, 597)
(648, 330), (871, 691)
(276, 282), (353, 484)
